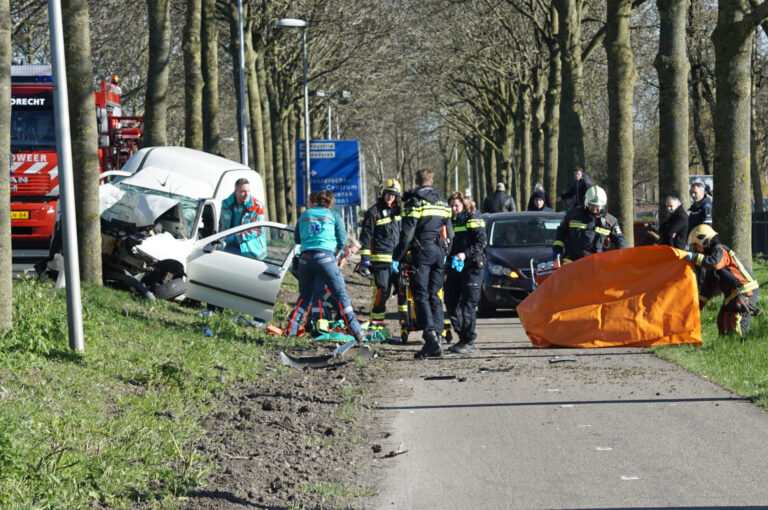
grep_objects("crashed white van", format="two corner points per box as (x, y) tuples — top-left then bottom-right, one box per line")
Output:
(99, 147), (296, 321)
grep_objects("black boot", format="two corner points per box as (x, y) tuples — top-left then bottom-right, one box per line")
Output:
(414, 329), (442, 359)
(451, 341), (475, 354)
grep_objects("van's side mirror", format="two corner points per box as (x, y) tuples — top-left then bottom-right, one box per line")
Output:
(203, 240), (221, 253)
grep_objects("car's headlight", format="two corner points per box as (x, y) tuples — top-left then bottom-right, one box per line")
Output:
(489, 262), (519, 279)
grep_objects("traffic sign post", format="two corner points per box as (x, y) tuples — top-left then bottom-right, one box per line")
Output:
(296, 140), (360, 207)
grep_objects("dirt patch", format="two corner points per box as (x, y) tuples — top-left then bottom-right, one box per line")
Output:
(179, 259), (407, 509)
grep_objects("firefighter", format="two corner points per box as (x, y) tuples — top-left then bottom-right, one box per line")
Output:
(686, 224), (761, 335)
(392, 169), (453, 359)
(359, 179), (408, 327)
(444, 192), (487, 354)
(552, 185), (627, 263)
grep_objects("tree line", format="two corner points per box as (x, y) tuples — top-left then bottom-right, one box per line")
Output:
(2, 0), (768, 331)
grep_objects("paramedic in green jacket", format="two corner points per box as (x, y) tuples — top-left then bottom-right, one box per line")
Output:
(287, 190), (366, 342)
(219, 178), (266, 259)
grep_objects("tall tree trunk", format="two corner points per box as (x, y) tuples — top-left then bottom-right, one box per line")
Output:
(655, 0), (690, 218)
(243, 21), (266, 187)
(183, 0), (203, 150)
(690, 67), (712, 176)
(285, 110), (297, 223)
(256, 44), (275, 219)
(605, 0), (636, 247)
(0, 0), (11, 330)
(519, 81), (533, 205)
(544, 5), (562, 209)
(63, 0), (102, 283)
(751, 30), (765, 213)
(201, 0), (220, 154)
(711, 1), (768, 267)
(265, 67), (287, 223)
(531, 66), (546, 191)
(556, 0), (585, 199)
(144, 0), (171, 147)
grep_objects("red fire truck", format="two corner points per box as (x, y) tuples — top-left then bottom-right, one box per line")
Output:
(10, 64), (143, 246)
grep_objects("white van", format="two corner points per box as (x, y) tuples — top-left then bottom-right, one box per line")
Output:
(99, 148), (297, 321)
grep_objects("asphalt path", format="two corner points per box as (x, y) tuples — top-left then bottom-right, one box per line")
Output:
(372, 313), (768, 510)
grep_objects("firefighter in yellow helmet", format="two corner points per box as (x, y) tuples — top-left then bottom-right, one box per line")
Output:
(552, 185), (627, 262)
(358, 178), (409, 329)
(685, 224), (760, 334)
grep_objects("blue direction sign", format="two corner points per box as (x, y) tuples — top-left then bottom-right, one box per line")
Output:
(296, 140), (360, 207)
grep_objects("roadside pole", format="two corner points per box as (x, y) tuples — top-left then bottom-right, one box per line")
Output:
(48, 0), (84, 352)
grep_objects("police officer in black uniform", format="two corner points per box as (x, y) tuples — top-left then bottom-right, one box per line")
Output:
(358, 178), (408, 326)
(393, 169), (453, 359)
(552, 185), (627, 262)
(445, 192), (487, 354)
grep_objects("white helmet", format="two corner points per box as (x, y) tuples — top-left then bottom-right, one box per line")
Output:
(584, 185), (607, 209)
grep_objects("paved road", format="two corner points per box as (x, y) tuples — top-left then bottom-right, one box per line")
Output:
(372, 313), (768, 509)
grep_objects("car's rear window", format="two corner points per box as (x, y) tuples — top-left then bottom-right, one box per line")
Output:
(489, 218), (560, 247)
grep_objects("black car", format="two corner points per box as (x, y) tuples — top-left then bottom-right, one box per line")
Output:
(479, 211), (564, 315)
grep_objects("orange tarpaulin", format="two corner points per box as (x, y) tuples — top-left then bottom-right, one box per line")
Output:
(517, 245), (702, 348)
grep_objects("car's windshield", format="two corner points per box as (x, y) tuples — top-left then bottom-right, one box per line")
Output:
(489, 217), (560, 247)
(116, 182), (202, 234)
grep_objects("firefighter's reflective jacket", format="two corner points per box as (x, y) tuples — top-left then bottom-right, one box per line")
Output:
(393, 185), (453, 261)
(359, 199), (401, 264)
(449, 211), (487, 267)
(553, 206), (627, 262)
(690, 241), (759, 308)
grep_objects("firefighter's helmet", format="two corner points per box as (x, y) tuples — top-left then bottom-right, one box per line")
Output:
(584, 185), (607, 209)
(688, 224), (718, 250)
(381, 178), (401, 197)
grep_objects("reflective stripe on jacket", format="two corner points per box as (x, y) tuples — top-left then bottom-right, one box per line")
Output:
(359, 199), (401, 263)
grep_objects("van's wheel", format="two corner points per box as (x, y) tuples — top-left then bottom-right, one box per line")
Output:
(146, 270), (186, 300)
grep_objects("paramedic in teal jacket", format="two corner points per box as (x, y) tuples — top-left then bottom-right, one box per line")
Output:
(219, 178), (266, 259)
(287, 190), (365, 342)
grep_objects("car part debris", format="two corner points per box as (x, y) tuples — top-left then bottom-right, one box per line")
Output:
(279, 351), (339, 369)
(333, 339), (357, 357)
(424, 375), (456, 381)
(549, 357), (576, 364)
(280, 340), (377, 369)
(384, 441), (408, 458)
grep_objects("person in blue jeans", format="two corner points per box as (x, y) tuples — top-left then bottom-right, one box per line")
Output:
(287, 190), (366, 342)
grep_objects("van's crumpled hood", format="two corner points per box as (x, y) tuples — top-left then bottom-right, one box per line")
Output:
(100, 183), (181, 228)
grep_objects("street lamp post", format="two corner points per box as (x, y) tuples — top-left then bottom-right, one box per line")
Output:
(276, 18), (310, 206)
(310, 89), (351, 139)
(237, 0), (247, 166)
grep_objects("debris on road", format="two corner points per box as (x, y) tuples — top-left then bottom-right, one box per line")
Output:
(549, 357), (576, 364)
(384, 442), (408, 458)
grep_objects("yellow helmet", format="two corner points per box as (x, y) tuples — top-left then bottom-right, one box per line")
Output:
(688, 224), (717, 250)
(584, 185), (607, 209)
(381, 178), (401, 196)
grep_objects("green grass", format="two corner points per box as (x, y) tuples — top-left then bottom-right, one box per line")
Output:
(299, 480), (374, 498)
(652, 255), (768, 407)
(0, 276), (311, 509)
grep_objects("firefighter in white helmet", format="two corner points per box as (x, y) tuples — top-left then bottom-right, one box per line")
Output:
(359, 178), (409, 328)
(685, 224), (760, 335)
(552, 184), (627, 263)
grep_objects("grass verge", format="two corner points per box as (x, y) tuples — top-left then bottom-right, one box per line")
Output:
(0, 276), (309, 508)
(652, 255), (768, 408)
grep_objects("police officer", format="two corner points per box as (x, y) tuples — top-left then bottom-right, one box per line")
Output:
(392, 169), (453, 359)
(359, 179), (408, 327)
(552, 185), (627, 262)
(686, 224), (760, 335)
(444, 192), (487, 354)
